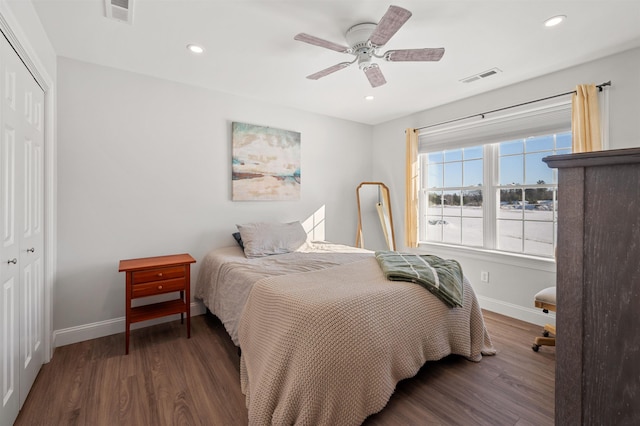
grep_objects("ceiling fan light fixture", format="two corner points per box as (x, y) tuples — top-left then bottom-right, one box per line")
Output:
(364, 95), (375, 101)
(294, 5), (444, 88)
(187, 44), (205, 54)
(544, 15), (566, 27)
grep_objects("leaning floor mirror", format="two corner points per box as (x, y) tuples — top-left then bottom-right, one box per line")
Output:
(355, 182), (396, 251)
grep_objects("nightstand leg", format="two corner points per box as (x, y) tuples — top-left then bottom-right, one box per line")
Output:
(180, 291), (184, 324)
(186, 296), (191, 339)
(125, 321), (130, 355)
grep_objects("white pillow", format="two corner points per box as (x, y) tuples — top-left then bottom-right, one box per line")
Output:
(236, 221), (307, 258)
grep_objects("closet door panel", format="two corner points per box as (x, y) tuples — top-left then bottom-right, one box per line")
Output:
(17, 49), (44, 407)
(0, 33), (22, 426)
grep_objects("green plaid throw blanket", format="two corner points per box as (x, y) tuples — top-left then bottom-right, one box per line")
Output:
(375, 251), (464, 308)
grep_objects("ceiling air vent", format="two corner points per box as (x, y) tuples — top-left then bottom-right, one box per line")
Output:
(104, 0), (134, 24)
(460, 67), (502, 84)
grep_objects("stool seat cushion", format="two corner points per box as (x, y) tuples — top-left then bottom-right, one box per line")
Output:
(535, 286), (556, 305)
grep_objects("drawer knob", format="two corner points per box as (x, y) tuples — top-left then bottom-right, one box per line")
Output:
(158, 285), (163, 290)
(157, 273), (163, 277)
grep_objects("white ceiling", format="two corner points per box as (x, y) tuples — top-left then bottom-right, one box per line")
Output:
(31, 0), (640, 125)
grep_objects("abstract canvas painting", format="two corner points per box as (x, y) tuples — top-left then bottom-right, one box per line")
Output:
(232, 122), (301, 200)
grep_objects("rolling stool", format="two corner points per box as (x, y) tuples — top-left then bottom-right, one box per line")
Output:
(532, 286), (556, 352)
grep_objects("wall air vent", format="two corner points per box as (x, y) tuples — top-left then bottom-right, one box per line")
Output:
(104, 0), (134, 24)
(460, 67), (502, 83)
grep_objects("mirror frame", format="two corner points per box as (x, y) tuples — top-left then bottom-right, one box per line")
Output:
(355, 182), (396, 251)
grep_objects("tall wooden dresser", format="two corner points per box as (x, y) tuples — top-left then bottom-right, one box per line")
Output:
(544, 148), (640, 425)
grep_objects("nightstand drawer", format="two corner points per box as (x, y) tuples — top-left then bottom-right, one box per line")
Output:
(132, 277), (185, 298)
(132, 265), (185, 284)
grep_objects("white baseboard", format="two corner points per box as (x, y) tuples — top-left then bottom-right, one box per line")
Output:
(53, 297), (552, 348)
(52, 301), (207, 348)
(477, 295), (555, 327)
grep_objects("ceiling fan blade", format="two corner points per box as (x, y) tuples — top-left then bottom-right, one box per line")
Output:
(385, 48), (445, 62)
(306, 62), (353, 80)
(364, 65), (387, 88)
(368, 5), (412, 47)
(294, 33), (350, 53)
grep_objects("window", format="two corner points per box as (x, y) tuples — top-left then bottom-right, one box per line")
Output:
(417, 101), (573, 258)
(420, 131), (571, 257)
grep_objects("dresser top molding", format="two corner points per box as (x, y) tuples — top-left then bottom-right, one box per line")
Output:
(544, 147), (640, 169)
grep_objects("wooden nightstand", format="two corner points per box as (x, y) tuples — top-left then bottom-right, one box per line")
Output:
(118, 253), (196, 354)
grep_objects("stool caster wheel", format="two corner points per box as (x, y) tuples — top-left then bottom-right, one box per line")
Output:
(532, 344), (540, 352)
(543, 330), (550, 337)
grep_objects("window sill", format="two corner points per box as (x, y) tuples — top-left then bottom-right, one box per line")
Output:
(416, 242), (557, 273)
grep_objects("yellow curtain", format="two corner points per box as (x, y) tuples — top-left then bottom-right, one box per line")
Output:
(404, 128), (419, 248)
(572, 84), (602, 153)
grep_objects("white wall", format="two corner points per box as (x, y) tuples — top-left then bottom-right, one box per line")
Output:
(372, 47), (640, 325)
(55, 57), (373, 343)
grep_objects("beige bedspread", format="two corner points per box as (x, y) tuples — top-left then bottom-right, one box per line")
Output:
(238, 257), (495, 425)
(194, 242), (371, 345)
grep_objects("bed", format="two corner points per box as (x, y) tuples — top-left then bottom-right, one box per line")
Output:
(195, 235), (495, 425)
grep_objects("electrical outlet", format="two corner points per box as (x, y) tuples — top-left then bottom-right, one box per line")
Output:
(480, 271), (489, 283)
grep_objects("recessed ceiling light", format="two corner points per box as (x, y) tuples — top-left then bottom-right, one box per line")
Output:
(365, 95), (375, 101)
(544, 15), (566, 27)
(187, 44), (204, 54)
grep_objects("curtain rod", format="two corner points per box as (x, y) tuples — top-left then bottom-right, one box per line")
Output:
(415, 81), (611, 132)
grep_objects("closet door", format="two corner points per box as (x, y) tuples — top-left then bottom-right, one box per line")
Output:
(0, 33), (44, 425)
(18, 36), (45, 408)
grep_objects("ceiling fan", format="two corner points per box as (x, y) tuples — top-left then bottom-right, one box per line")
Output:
(294, 5), (445, 88)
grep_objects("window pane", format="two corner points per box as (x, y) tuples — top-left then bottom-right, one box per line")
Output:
(463, 190), (483, 217)
(427, 191), (442, 216)
(525, 152), (554, 185)
(463, 159), (483, 187)
(499, 154), (523, 185)
(497, 220), (522, 252)
(428, 152), (443, 163)
(556, 148), (571, 157)
(462, 217), (483, 247)
(524, 188), (554, 220)
(464, 146), (483, 160)
(426, 220), (443, 242)
(443, 162), (462, 187)
(524, 221), (554, 256)
(498, 189), (523, 220)
(499, 140), (523, 155)
(526, 135), (554, 152)
(443, 191), (461, 216)
(556, 132), (572, 149)
(442, 216), (461, 244)
(444, 149), (462, 162)
(427, 164), (443, 188)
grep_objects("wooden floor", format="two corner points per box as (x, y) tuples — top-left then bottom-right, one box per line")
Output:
(15, 311), (555, 425)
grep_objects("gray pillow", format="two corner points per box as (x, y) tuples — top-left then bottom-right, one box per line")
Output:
(236, 221), (307, 258)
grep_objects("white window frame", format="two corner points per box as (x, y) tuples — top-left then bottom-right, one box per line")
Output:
(417, 100), (573, 267)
